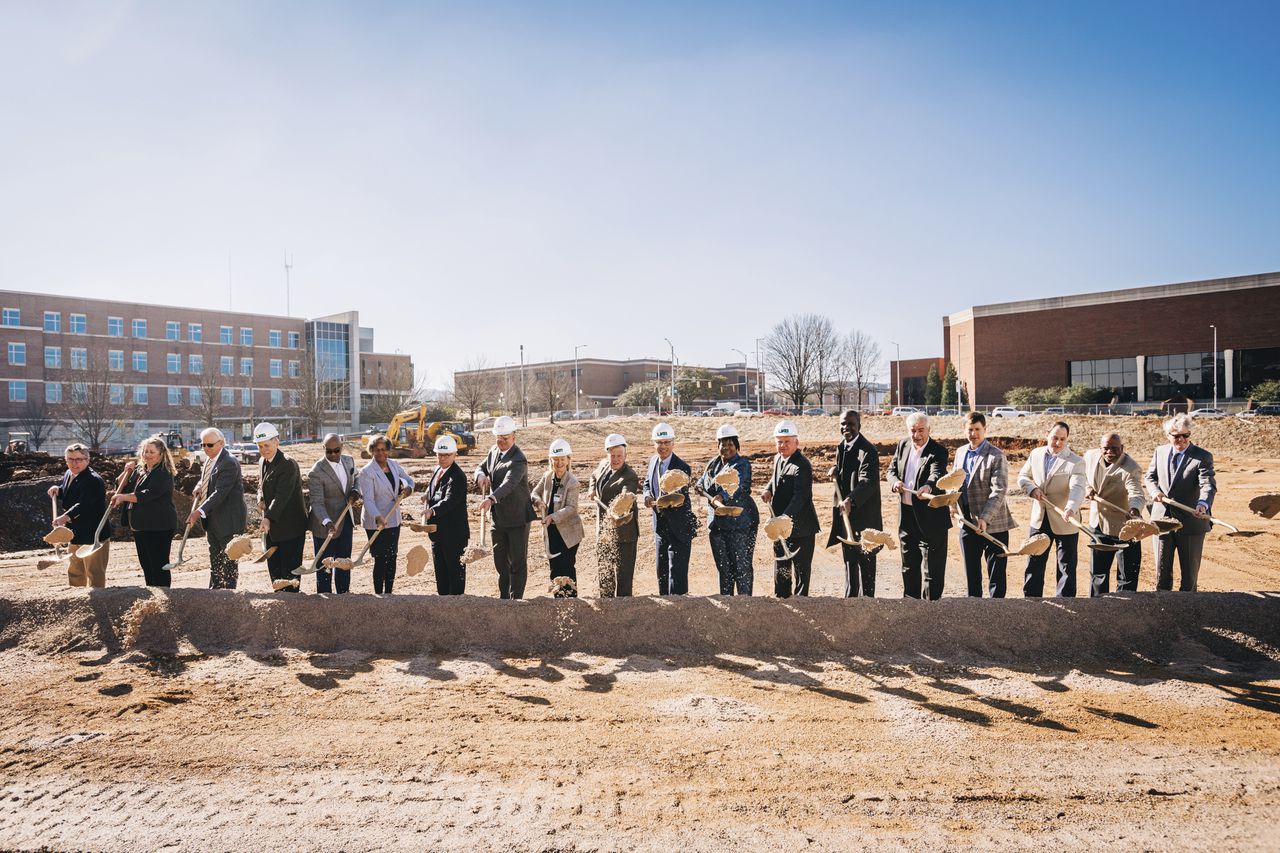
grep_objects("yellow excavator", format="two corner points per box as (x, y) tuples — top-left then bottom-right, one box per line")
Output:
(362, 406), (475, 458)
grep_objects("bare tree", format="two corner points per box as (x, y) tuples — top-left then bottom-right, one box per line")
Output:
(284, 354), (330, 438)
(182, 366), (232, 432)
(828, 336), (856, 408)
(16, 395), (60, 451)
(762, 314), (826, 408)
(535, 365), (573, 420)
(810, 316), (838, 409)
(366, 370), (432, 427)
(451, 356), (497, 429)
(846, 329), (882, 410)
(62, 356), (133, 451)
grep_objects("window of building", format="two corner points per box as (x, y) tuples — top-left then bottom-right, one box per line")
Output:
(110, 384), (125, 405)
(43, 311), (60, 333)
(133, 351), (148, 372)
(240, 357), (253, 376)
(71, 348), (88, 370)
(221, 387), (234, 406)
(240, 327), (253, 347)
(220, 325), (233, 345)
(2, 308), (20, 327)
(168, 387), (181, 406)
(1146, 351), (1223, 403)
(190, 387), (201, 405)
(108, 317), (123, 337)
(1238, 347), (1280, 400)
(269, 330), (281, 348)
(271, 388), (283, 407)
(241, 387), (252, 406)
(288, 360), (300, 378)
(69, 314), (86, 334)
(108, 350), (124, 371)
(166, 321), (181, 341)
(167, 353), (180, 374)
(132, 319), (147, 338)
(44, 346), (61, 369)
(8, 342), (25, 365)
(45, 382), (62, 404)
(220, 356), (233, 376)
(1069, 357), (1138, 403)
(189, 354), (202, 374)
(288, 331), (300, 348)
(270, 358), (282, 378)
(134, 385), (148, 405)
(188, 322), (202, 342)
(289, 390), (298, 407)
(9, 379), (26, 402)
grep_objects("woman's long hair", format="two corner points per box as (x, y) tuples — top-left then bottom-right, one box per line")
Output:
(137, 436), (177, 476)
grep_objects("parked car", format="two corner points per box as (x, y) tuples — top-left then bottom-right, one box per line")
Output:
(230, 443), (261, 464)
(1189, 408), (1227, 418)
(574, 410), (597, 420)
(802, 407), (828, 416)
(474, 417), (496, 431)
(1130, 408), (1163, 417)
(1251, 404), (1280, 416)
(734, 408), (760, 417)
(935, 409), (961, 417)
(552, 409), (576, 421)
(762, 408), (791, 416)
(990, 406), (1032, 418)
(890, 406), (918, 416)
(1042, 406), (1065, 415)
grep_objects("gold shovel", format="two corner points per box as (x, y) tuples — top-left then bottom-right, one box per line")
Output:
(294, 500), (355, 576)
(462, 500), (493, 564)
(337, 487), (411, 570)
(1035, 496), (1126, 552)
(956, 515), (1052, 557)
(1158, 496), (1248, 535)
(826, 480), (857, 550)
(1089, 494), (1161, 542)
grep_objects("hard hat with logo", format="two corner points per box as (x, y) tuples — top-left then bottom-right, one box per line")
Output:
(604, 433), (627, 450)
(549, 438), (572, 458)
(433, 434), (458, 454)
(715, 424), (739, 441)
(773, 419), (799, 438)
(253, 422), (279, 442)
(492, 415), (516, 436)
(651, 422), (675, 441)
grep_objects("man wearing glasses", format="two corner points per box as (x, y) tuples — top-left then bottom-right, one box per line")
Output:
(187, 428), (247, 588)
(1145, 414), (1216, 592)
(307, 434), (362, 593)
(47, 443), (110, 587)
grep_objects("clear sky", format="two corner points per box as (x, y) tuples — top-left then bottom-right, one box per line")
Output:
(2, 1), (1277, 387)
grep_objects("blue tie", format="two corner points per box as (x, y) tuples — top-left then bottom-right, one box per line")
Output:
(1170, 451), (1183, 481)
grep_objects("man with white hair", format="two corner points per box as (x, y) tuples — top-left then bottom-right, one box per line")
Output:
(254, 422), (307, 592)
(1018, 421), (1086, 597)
(1145, 413), (1217, 591)
(886, 412), (952, 599)
(476, 415), (537, 599)
(187, 427), (247, 589)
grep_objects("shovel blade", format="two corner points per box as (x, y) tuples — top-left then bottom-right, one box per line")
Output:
(251, 546), (278, 564)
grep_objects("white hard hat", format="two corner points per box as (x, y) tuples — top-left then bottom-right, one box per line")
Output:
(715, 424), (739, 441)
(433, 435), (458, 454)
(604, 433), (627, 450)
(253, 422), (279, 442)
(492, 415), (516, 436)
(549, 438), (572, 458)
(773, 419), (799, 438)
(651, 422), (675, 441)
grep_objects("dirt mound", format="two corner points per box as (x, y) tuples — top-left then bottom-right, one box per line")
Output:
(3, 589), (1277, 667)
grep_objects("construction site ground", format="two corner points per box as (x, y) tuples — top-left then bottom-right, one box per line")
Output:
(1, 414), (1278, 850)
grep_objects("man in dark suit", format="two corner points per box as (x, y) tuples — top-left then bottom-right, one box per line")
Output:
(886, 412), (951, 599)
(49, 442), (111, 587)
(188, 428), (247, 589)
(643, 422), (698, 595)
(1145, 413), (1217, 591)
(307, 434), (362, 594)
(824, 410), (881, 597)
(422, 434), (470, 595)
(476, 415), (536, 599)
(763, 420), (820, 598)
(255, 422), (308, 592)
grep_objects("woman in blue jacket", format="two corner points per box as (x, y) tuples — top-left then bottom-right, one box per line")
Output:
(698, 424), (759, 595)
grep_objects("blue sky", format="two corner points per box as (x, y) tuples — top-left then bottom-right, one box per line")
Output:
(1, 1), (1277, 386)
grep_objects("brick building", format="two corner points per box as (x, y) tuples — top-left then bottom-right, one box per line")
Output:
(0, 292), (413, 449)
(891, 271), (1280, 408)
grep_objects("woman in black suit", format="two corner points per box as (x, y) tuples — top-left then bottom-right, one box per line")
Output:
(420, 434), (470, 595)
(112, 435), (178, 587)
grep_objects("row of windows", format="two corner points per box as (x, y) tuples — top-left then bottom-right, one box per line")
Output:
(8, 344), (299, 377)
(1069, 352), (1225, 403)
(9, 380), (296, 409)
(4, 309), (301, 348)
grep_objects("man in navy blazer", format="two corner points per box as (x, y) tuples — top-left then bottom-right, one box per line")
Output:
(1145, 413), (1217, 592)
(643, 422), (698, 595)
(886, 412), (952, 599)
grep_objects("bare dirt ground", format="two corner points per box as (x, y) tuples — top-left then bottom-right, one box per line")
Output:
(2, 415), (1279, 850)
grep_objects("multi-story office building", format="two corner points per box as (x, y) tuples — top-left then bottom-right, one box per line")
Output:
(0, 291), (413, 449)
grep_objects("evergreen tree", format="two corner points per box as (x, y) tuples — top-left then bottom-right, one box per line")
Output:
(924, 363), (942, 406)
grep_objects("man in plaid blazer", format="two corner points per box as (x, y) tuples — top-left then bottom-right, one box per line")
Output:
(954, 412), (1016, 597)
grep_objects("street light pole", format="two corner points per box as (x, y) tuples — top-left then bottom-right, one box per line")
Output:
(755, 336), (764, 412)
(574, 344), (587, 413)
(731, 348), (749, 406)
(663, 337), (675, 413)
(891, 341), (902, 406)
(1211, 325), (1218, 409)
(519, 345), (527, 427)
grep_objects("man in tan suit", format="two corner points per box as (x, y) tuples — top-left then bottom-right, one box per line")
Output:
(1017, 421), (1086, 597)
(1083, 432), (1145, 596)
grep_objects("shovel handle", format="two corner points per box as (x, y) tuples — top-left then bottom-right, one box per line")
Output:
(1159, 496), (1239, 533)
(956, 514), (1013, 553)
(355, 489), (409, 564)
(1036, 496), (1105, 543)
(310, 501), (354, 570)
(90, 498), (113, 547)
(1090, 493), (1135, 517)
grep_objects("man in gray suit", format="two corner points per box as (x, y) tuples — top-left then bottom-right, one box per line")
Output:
(476, 415), (537, 599)
(1145, 413), (1217, 592)
(187, 427), (247, 589)
(954, 412), (1016, 597)
(308, 434), (362, 594)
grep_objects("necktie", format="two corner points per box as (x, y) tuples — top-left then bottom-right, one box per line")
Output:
(1170, 451), (1182, 481)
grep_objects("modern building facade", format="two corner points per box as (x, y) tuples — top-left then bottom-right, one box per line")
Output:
(0, 290), (413, 449)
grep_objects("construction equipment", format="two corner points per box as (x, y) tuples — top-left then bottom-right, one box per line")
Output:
(5, 432), (31, 454)
(362, 407), (474, 459)
(160, 430), (189, 461)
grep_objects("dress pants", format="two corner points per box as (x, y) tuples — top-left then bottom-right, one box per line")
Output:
(206, 528), (238, 589)
(710, 528), (754, 595)
(959, 525), (1007, 598)
(773, 534), (815, 598)
(67, 541), (109, 588)
(655, 531), (692, 595)
(366, 526), (400, 594)
(837, 537), (876, 598)
(267, 534), (305, 592)
(1154, 530), (1205, 592)
(547, 523), (578, 583)
(1023, 519), (1078, 597)
(134, 529), (174, 587)
(599, 538), (637, 597)
(433, 543), (466, 595)
(493, 523), (530, 599)
(899, 507), (947, 600)
(313, 517), (354, 594)
(1091, 534), (1141, 595)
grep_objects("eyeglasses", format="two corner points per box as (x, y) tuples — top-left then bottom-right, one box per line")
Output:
(202, 442), (220, 448)
(1167, 432), (1190, 439)
(66, 457), (89, 463)
(324, 447), (342, 454)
